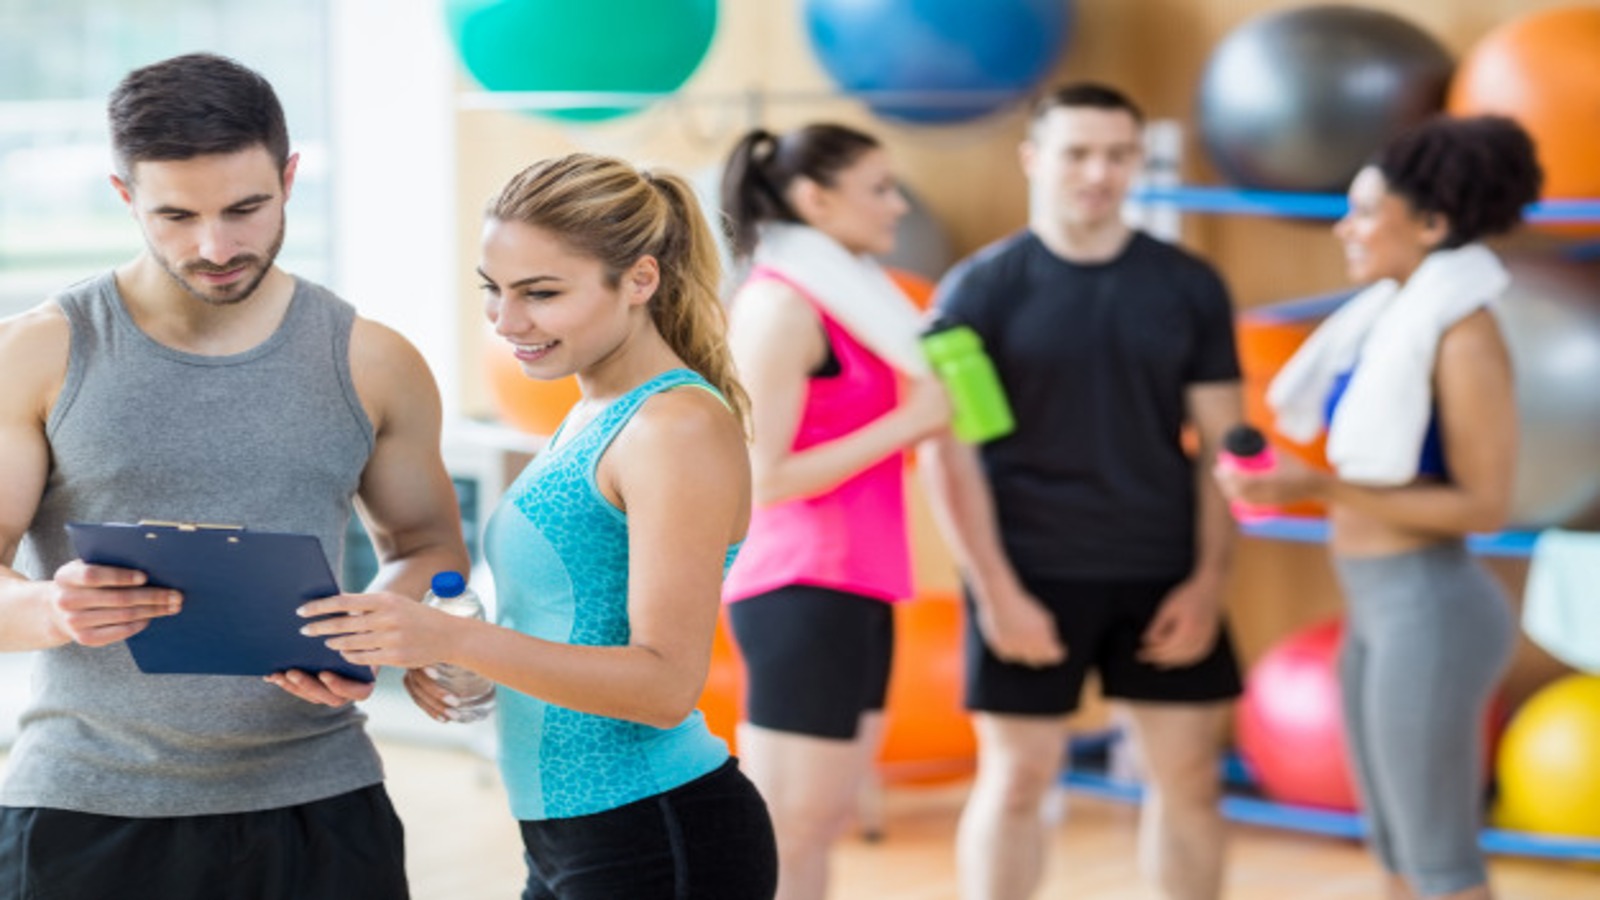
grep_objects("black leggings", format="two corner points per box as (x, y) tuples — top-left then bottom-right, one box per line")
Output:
(519, 758), (777, 899)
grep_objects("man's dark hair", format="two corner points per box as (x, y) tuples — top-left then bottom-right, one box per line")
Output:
(108, 53), (290, 181)
(1030, 82), (1145, 128)
(1373, 115), (1544, 248)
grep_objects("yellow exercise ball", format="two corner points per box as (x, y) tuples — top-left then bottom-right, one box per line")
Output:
(1495, 674), (1600, 838)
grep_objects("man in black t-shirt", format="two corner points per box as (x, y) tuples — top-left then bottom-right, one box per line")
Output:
(923, 83), (1244, 900)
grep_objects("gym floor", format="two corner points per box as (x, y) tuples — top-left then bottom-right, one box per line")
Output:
(379, 739), (1599, 899)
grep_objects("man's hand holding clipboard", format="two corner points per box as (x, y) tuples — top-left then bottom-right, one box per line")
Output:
(65, 521), (377, 698)
(36, 557), (183, 648)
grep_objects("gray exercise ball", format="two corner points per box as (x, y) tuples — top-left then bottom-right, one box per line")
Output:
(1499, 255), (1600, 530)
(1197, 5), (1453, 193)
(879, 185), (953, 281)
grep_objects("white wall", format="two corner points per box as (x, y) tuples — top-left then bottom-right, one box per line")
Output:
(329, 0), (460, 414)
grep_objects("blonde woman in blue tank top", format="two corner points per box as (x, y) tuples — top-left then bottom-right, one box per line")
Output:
(303, 154), (778, 899)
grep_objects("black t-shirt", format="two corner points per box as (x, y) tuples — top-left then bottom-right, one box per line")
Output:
(935, 230), (1240, 581)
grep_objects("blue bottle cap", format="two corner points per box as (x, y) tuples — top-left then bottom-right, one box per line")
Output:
(430, 571), (466, 598)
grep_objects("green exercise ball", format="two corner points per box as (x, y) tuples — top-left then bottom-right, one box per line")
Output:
(445, 0), (717, 122)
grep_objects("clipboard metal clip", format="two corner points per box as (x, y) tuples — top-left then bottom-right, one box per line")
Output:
(137, 520), (247, 532)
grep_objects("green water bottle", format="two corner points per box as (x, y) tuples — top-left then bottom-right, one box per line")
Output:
(921, 318), (1016, 444)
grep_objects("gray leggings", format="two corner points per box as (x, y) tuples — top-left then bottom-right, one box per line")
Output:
(1334, 542), (1514, 897)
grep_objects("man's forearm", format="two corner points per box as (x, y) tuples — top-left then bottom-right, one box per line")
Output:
(0, 571), (63, 652)
(919, 436), (1024, 606)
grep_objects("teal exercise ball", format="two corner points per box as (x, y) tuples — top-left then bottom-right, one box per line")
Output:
(445, 0), (717, 122)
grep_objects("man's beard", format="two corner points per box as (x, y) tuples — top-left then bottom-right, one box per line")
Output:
(154, 216), (286, 306)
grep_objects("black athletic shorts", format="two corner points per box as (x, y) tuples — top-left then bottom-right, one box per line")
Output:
(0, 784), (408, 900)
(727, 584), (894, 740)
(964, 576), (1242, 716)
(519, 757), (777, 900)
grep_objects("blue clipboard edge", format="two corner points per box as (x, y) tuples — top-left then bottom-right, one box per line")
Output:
(64, 521), (373, 683)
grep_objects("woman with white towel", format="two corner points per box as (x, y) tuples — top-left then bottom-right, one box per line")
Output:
(1216, 115), (1543, 900)
(718, 124), (949, 900)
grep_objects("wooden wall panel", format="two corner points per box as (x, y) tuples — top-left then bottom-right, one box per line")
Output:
(451, 0), (1586, 693)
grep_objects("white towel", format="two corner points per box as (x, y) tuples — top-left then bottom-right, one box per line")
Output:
(1525, 529), (1600, 673)
(750, 223), (930, 376)
(1266, 244), (1510, 485)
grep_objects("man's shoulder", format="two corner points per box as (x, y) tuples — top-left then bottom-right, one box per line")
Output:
(957, 230), (1036, 275)
(0, 303), (71, 420)
(348, 315), (430, 380)
(346, 314), (438, 430)
(289, 275), (359, 318)
(0, 303), (71, 363)
(1126, 232), (1225, 285)
(940, 230), (1035, 303)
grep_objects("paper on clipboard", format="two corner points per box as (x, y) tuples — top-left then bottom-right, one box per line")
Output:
(64, 521), (373, 683)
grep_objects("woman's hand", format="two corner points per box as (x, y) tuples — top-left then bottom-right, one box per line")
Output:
(403, 667), (460, 723)
(897, 374), (953, 445)
(297, 591), (466, 670)
(1214, 450), (1329, 507)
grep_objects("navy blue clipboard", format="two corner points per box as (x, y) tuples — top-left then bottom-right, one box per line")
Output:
(65, 521), (373, 683)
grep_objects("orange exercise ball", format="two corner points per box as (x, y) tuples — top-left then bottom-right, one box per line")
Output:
(696, 593), (977, 784)
(482, 322), (581, 436)
(1235, 310), (1329, 517)
(878, 592), (977, 784)
(1447, 6), (1600, 200)
(886, 266), (937, 312)
(698, 609), (745, 750)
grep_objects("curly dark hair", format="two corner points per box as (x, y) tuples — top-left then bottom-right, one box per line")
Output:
(1373, 115), (1544, 248)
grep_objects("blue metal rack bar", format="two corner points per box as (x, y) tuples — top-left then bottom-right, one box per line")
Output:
(1131, 185), (1600, 224)
(1237, 515), (1539, 558)
(1061, 748), (1600, 861)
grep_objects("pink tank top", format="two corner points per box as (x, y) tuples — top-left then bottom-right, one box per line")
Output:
(723, 267), (912, 604)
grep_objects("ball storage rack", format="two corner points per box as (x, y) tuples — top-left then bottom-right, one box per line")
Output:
(1062, 730), (1600, 862)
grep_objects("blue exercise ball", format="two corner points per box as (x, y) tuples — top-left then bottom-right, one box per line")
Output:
(1197, 5), (1452, 192)
(804, 0), (1072, 124)
(445, 0), (717, 122)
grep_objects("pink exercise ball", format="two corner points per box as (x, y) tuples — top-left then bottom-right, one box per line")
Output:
(1236, 619), (1359, 810)
(1236, 618), (1505, 811)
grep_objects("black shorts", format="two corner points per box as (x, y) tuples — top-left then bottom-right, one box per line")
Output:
(519, 757), (777, 900)
(727, 584), (894, 740)
(0, 784), (408, 900)
(964, 576), (1242, 716)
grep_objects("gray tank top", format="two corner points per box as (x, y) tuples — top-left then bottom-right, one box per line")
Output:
(2, 271), (384, 816)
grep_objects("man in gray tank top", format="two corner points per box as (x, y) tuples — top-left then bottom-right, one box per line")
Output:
(0, 54), (468, 899)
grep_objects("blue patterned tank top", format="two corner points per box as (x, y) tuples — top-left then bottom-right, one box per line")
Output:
(485, 368), (736, 820)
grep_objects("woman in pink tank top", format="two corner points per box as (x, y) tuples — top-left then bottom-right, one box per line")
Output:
(719, 123), (949, 900)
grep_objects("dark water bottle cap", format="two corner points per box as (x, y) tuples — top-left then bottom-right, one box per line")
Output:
(430, 571), (466, 598)
(1222, 425), (1268, 457)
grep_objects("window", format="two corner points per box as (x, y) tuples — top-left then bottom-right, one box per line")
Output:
(0, 0), (331, 317)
